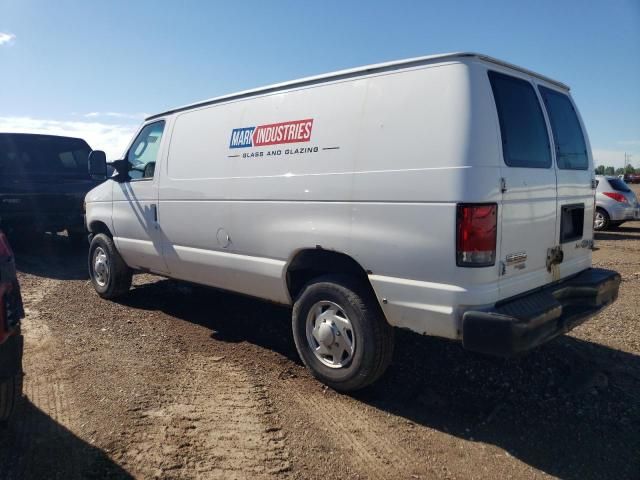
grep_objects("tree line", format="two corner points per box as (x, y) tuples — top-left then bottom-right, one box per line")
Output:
(594, 164), (638, 176)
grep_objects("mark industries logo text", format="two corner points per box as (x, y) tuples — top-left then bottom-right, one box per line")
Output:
(229, 119), (313, 149)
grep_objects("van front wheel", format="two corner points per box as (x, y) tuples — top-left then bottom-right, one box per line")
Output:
(89, 233), (132, 299)
(292, 275), (394, 392)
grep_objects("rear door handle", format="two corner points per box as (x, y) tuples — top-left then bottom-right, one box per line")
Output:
(150, 204), (158, 222)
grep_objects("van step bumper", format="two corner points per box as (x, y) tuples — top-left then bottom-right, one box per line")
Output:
(462, 268), (620, 356)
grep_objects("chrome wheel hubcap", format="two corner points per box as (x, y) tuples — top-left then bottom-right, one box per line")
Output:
(594, 212), (605, 229)
(306, 301), (355, 368)
(93, 247), (110, 287)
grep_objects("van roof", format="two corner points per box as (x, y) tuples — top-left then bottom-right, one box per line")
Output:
(146, 52), (569, 121)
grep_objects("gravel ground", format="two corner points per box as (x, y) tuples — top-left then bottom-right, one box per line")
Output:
(0, 186), (639, 479)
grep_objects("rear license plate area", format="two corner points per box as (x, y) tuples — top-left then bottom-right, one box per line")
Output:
(560, 204), (584, 243)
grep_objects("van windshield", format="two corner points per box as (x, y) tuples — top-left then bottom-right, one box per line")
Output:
(0, 134), (91, 178)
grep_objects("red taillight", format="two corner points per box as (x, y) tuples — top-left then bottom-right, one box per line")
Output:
(0, 232), (13, 259)
(456, 204), (497, 267)
(602, 192), (627, 203)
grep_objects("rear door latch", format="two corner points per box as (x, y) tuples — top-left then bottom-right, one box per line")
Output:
(546, 246), (564, 272)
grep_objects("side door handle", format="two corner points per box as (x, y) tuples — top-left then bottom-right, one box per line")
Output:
(150, 204), (158, 222)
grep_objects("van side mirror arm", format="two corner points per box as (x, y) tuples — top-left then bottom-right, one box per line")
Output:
(109, 159), (131, 182)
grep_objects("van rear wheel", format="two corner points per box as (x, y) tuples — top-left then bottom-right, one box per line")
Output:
(89, 233), (132, 299)
(292, 275), (394, 392)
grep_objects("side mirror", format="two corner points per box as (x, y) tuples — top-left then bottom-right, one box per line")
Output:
(88, 150), (107, 180)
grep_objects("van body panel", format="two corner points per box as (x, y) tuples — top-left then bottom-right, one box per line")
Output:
(85, 53), (606, 344)
(497, 168), (558, 297)
(167, 245), (288, 304)
(369, 274), (502, 339)
(85, 180), (114, 233)
(146, 52), (569, 122)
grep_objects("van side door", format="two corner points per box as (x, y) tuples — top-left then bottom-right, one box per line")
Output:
(111, 121), (170, 274)
(156, 108), (233, 287)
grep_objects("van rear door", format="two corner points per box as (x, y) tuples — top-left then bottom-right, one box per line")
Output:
(538, 85), (594, 279)
(488, 71), (558, 298)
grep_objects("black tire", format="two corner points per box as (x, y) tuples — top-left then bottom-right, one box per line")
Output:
(292, 274), (394, 392)
(0, 376), (17, 427)
(594, 208), (610, 231)
(88, 233), (132, 299)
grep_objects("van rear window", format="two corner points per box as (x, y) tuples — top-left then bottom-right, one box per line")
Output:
(488, 71), (552, 169)
(539, 86), (588, 170)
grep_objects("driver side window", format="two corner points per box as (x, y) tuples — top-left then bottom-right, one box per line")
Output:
(127, 121), (165, 180)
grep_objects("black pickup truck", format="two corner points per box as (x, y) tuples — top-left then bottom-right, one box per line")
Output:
(0, 133), (102, 242)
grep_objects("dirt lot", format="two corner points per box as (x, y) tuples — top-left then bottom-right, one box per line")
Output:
(1, 187), (639, 479)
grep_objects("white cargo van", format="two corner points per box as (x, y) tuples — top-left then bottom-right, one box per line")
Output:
(85, 53), (620, 391)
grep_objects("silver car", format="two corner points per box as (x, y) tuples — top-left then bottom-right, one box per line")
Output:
(594, 175), (640, 230)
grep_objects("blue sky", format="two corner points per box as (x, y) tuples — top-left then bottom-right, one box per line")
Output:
(0, 0), (638, 163)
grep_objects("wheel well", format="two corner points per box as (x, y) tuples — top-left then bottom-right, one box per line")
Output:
(286, 249), (373, 300)
(88, 221), (112, 238)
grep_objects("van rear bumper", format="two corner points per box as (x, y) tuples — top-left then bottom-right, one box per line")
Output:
(461, 268), (620, 356)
